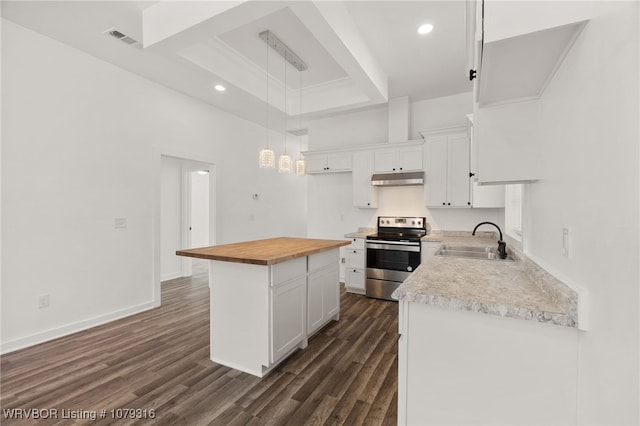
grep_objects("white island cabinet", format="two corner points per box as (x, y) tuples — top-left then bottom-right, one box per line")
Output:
(177, 237), (350, 378)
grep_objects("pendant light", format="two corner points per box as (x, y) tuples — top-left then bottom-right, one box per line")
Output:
(278, 53), (292, 174)
(259, 40), (274, 168)
(295, 69), (306, 176)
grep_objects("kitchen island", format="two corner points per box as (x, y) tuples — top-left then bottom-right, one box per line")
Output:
(177, 237), (350, 377)
(393, 231), (583, 425)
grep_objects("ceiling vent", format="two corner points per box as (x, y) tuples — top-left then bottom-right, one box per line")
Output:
(287, 128), (308, 137)
(105, 28), (138, 46)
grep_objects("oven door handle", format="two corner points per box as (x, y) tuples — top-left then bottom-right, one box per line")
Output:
(366, 242), (421, 252)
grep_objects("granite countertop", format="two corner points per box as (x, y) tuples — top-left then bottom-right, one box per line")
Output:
(344, 228), (376, 239)
(176, 237), (350, 266)
(393, 231), (579, 328)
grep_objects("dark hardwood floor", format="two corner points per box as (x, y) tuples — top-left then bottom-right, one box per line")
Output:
(1, 262), (399, 425)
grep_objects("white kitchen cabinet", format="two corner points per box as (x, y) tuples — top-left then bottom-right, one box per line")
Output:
(345, 238), (366, 294)
(466, 114), (505, 205)
(307, 250), (340, 335)
(305, 152), (352, 174)
(270, 275), (307, 363)
(470, 0), (590, 106)
(424, 126), (505, 207)
(352, 151), (378, 208)
(397, 300), (579, 425)
(373, 146), (423, 173)
(425, 132), (471, 208)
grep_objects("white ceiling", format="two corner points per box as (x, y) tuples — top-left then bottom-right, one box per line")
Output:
(1, 1), (471, 130)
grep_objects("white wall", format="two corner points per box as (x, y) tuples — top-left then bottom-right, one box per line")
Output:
(1, 19), (307, 352)
(160, 157), (182, 281)
(190, 171), (209, 248)
(307, 92), (503, 242)
(522, 2), (639, 423)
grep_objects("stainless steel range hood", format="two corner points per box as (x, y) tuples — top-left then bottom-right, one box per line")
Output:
(371, 171), (424, 186)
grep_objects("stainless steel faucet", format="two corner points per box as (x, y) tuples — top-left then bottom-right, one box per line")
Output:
(472, 222), (508, 259)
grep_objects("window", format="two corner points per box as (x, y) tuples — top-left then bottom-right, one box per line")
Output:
(505, 184), (522, 241)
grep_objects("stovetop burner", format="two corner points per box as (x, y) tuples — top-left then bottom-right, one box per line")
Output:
(366, 216), (427, 242)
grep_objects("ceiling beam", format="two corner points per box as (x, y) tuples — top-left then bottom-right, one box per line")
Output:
(142, 1), (248, 48)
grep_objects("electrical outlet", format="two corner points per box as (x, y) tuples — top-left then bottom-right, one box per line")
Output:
(38, 294), (50, 309)
(341, 257), (346, 264)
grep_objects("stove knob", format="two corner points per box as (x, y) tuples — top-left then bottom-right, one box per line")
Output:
(407, 266), (413, 272)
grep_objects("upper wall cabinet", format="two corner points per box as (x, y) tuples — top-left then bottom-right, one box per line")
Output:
(352, 151), (378, 209)
(468, 0), (591, 106)
(305, 152), (352, 174)
(373, 146), (423, 173)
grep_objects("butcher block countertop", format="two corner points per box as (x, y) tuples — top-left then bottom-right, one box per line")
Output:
(176, 237), (350, 266)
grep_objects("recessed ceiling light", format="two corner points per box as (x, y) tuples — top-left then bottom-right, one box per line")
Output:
(418, 24), (434, 35)
(214, 84), (226, 92)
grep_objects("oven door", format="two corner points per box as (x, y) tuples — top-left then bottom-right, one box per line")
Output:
(366, 240), (421, 274)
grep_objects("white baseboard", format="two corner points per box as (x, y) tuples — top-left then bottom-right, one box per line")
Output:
(161, 271), (182, 282)
(0, 301), (158, 354)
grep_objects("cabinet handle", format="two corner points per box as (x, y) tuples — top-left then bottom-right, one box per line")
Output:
(467, 201), (471, 206)
(442, 202), (446, 206)
(353, 269), (357, 272)
(448, 203), (451, 205)
(469, 69), (477, 81)
(367, 202), (370, 206)
(392, 168), (396, 171)
(469, 172), (475, 178)
(400, 167), (403, 171)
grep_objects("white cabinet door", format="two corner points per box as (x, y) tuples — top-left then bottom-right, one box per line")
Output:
(327, 153), (352, 172)
(306, 153), (352, 173)
(324, 265), (340, 319)
(307, 268), (326, 335)
(373, 150), (397, 172)
(352, 151), (378, 208)
(308, 264), (340, 335)
(427, 136), (448, 207)
(346, 268), (365, 291)
(271, 275), (306, 363)
(374, 147), (424, 172)
(397, 147), (424, 171)
(426, 132), (471, 208)
(447, 133), (471, 207)
(305, 155), (328, 174)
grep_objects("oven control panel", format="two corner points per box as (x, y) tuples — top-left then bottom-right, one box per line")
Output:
(377, 216), (426, 229)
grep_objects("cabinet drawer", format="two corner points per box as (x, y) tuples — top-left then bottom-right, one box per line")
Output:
(308, 249), (338, 272)
(346, 249), (365, 269)
(271, 257), (306, 287)
(346, 268), (365, 290)
(348, 238), (365, 250)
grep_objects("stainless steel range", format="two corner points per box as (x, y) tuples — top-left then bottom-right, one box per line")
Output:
(365, 216), (427, 301)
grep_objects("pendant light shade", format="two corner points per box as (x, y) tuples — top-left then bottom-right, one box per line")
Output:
(296, 159), (305, 176)
(279, 154), (292, 173)
(259, 148), (275, 168)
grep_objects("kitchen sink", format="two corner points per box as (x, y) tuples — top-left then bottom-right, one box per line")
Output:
(435, 244), (514, 261)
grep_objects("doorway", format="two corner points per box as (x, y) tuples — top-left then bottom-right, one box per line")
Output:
(160, 155), (215, 283)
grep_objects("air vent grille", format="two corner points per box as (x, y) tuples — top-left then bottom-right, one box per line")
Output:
(106, 28), (138, 46)
(287, 128), (308, 137)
